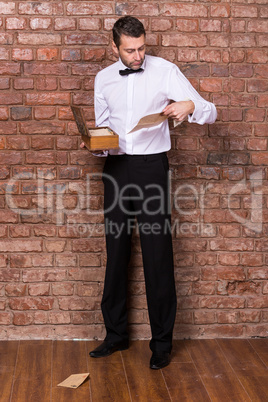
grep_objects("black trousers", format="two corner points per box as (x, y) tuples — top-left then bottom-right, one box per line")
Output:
(101, 152), (177, 353)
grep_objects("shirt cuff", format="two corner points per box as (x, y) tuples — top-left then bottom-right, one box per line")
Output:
(91, 150), (108, 157)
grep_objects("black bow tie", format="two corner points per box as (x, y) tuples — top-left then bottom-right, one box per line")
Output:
(119, 68), (144, 76)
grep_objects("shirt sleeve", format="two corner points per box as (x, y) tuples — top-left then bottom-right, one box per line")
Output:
(92, 73), (109, 157)
(94, 73), (110, 127)
(167, 65), (217, 125)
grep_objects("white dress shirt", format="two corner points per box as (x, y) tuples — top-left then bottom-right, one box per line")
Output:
(94, 55), (217, 155)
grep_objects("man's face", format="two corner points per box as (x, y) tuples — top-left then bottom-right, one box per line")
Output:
(112, 34), (146, 70)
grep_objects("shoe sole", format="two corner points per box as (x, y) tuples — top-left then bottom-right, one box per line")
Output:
(89, 345), (129, 358)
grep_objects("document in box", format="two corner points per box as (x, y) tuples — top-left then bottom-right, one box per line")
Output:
(128, 113), (183, 134)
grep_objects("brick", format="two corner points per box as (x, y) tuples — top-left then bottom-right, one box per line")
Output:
(48, 311), (71, 325)
(247, 138), (267, 151)
(29, 284), (50, 296)
(0, 33), (13, 45)
(217, 311), (238, 324)
(231, 34), (256, 48)
(247, 296), (268, 308)
(18, 2), (52, 15)
(0, 239), (42, 252)
(162, 34), (207, 47)
(37, 48), (58, 61)
(200, 296), (245, 309)
(192, 282), (215, 295)
(248, 20), (268, 33)
(218, 253), (240, 266)
(255, 65), (268, 78)
(0, 152), (22, 165)
(22, 269), (67, 283)
(54, 17), (76, 30)
(239, 311), (260, 323)
(258, 35), (268, 48)
(20, 121), (64, 134)
(231, 64), (253, 78)
(6, 17), (27, 30)
(60, 78), (81, 91)
(0, 107), (8, 120)
(13, 312), (34, 326)
(36, 77), (57, 91)
(179, 64), (209, 77)
(248, 79), (268, 93)
(65, 33), (109, 45)
(9, 297), (54, 311)
(0, 78), (9, 89)
(25, 93), (70, 106)
(67, 3), (113, 15)
(194, 311), (216, 324)
(245, 109), (265, 123)
(33, 225), (56, 237)
(199, 50), (221, 63)
(209, 34), (229, 48)
(25, 151), (56, 165)
(231, 20), (246, 33)
(222, 166), (244, 180)
(0, 2), (15, 14)
(176, 19), (198, 32)
(232, 6), (258, 18)
(61, 49), (81, 62)
(151, 18), (172, 32)
(211, 5), (230, 18)
(0, 167), (9, 179)
(24, 62), (67, 75)
(0, 62), (20, 75)
(34, 107), (56, 120)
(78, 18), (101, 31)
(58, 296), (96, 311)
(200, 78), (222, 92)
(31, 136), (54, 150)
(83, 48), (105, 62)
(10, 107), (32, 121)
(200, 20), (221, 32)
(18, 33), (61, 45)
(258, 94), (268, 108)
(30, 17), (52, 30)
(45, 240), (66, 253)
(177, 49), (197, 62)
(210, 239), (253, 252)
(13, 78), (34, 90)
(160, 4), (207, 17)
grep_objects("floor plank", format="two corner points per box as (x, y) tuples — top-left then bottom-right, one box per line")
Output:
(52, 340), (90, 402)
(11, 340), (52, 402)
(218, 339), (268, 401)
(161, 340), (210, 402)
(186, 339), (251, 401)
(0, 341), (19, 402)
(122, 340), (171, 401)
(2, 339), (268, 401)
(249, 338), (268, 367)
(86, 341), (131, 401)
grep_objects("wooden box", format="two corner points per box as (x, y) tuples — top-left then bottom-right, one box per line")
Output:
(71, 105), (119, 151)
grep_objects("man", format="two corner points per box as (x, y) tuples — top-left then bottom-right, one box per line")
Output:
(87, 16), (217, 369)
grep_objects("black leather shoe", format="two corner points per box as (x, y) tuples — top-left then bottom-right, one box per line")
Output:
(150, 351), (170, 369)
(89, 340), (129, 358)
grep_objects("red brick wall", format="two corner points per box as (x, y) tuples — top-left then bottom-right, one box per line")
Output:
(0, 1), (267, 340)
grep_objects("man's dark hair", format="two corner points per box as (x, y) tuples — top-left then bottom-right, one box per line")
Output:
(113, 16), (146, 49)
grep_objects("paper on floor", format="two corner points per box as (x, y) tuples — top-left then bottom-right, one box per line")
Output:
(57, 373), (90, 389)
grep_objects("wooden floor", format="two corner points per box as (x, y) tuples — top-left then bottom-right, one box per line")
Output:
(1, 339), (268, 401)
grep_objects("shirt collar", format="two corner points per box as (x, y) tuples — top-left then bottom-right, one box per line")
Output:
(118, 56), (146, 71)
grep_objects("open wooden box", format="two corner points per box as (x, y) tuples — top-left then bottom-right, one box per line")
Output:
(71, 105), (119, 151)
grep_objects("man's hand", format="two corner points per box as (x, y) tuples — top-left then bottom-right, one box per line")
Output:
(80, 142), (86, 149)
(162, 100), (195, 122)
